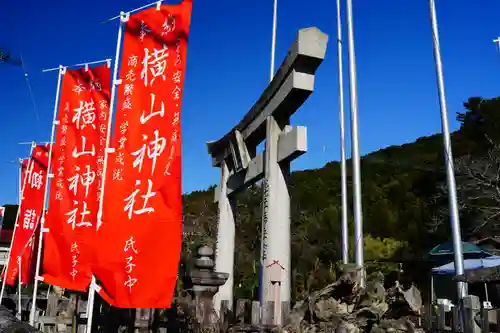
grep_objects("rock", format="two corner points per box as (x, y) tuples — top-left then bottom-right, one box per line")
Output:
(337, 320), (360, 333)
(378, 318), (413, 332)
(314, 298), (340, 321)
(289, 300), (306, 330)
(340, 303), (351, 315)
(400, 286), (422, 313)
(369, 325), (384, 333)
(0, 305), (40, 332)
(283, 269), (422, 333)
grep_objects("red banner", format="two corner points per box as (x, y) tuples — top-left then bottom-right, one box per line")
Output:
(4, 159), (29, 284)
(93, 1), (192, 307)
(6, 145), (49, 286)
(42, 65), (111, 291)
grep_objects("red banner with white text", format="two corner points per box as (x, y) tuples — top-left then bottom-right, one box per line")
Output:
(6, 145), (49, 285)
(3, 159), (28, 284)
(93, 1), (192, 307)
(19, 223), (40, 285)
(42, 65), (111, 291)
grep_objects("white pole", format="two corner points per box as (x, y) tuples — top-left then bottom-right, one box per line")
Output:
(17, 162), (22, 320)
(345, 0), (364, 285)
(493, 37), (500, 54)
(18, 161), (21, 203)
(17, 257), (21, 319)
(0, 146), (35, 302)
(428, 0), (466, 299)
(336, 0), (349, 265)
(29, 65), (65, 325)
(86, 12), (128, 333)
(42, 58), (111, 73)
(269, 0), (278, 81)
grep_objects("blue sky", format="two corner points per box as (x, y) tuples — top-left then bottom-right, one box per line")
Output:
(0, 0), (499, 205)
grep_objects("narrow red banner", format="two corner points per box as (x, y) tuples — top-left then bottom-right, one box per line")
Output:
(6, 146), (49, 286)
(4, 159), (29, 285)
(94, 0), (192, 307)
(42, 65), (111, 291)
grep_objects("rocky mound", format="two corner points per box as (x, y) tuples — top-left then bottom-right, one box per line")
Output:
(284, 266), (424, 333)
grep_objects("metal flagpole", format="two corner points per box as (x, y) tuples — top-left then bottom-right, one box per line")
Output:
(16, 164), (22, 318)
(86, 11), (128, 333)
(42, 59), (111, 73)
(258, 0), (278, 304)
(336, 0), (349, 265)
(102, 0), (165, 22)
(29, 65), (66, 325)
(493, 37), (500, 55)
(269, 0), (278, 81)
(17, 258), (21, 319)
(428, 0), (466, 299)
(0, 145), (35, 302)
(18, 161), (21, 203)
(345, 0), (364, 285)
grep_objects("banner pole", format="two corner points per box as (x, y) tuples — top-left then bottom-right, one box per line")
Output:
(17, 157), (22, 319)
(18, 160), (21, 203)
(336, 0), (349, 265)
(269, 0), (277, 81)
(0, 144), (35, 302)
(42, 58), (111, 73)
(345, 0), (365, 287)
(428, 0), (466, 300)
(17, 258), (21, 319)
(493, 37), (500, 54)
(29, 65), (66, 326)
(85, 12), (128, 333)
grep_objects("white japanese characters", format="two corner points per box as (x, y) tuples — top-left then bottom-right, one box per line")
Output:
(53, 68), (110, 281)
(73, 99), (97, 130)
(55, 102), (70, 201)
(123, 179), (156, 220)
(123, 236), (139, 292)
(165, 38), (183, 176)
(112, 9), (185, 298)
(70, 242), (80, 280)
(29, 169), (44, 190)
(139, 20), (151, 42)
(141, 46), (169, 87)
(72, 136), (96, 158)
(23, 209), (36, 230)
(131, 130), (166, 175)
(162, 14), (176, 37)
(66, 200), (92, 230)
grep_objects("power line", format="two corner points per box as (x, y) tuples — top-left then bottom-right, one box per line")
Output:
(1, 48), (43, 139)
(19, 53), (42, 137)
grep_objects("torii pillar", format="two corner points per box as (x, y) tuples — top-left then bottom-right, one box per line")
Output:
(207, 27), (329, 316)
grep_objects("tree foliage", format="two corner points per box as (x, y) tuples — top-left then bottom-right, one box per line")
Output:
(180, 96), (500, 300)
(2, 96), (498, 302)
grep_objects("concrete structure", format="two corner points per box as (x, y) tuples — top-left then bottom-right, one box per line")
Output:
(0, 247), (8, 266)
(206, 27), (328, 315)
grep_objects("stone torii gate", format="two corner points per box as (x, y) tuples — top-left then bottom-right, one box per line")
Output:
(206, 27), (328, 320)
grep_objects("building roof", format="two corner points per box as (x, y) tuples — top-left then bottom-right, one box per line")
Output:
(0, 229), (13, 246)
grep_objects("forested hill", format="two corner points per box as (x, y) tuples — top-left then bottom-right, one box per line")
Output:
(2, 96), (499, 299)
(182, 96), (500, 299)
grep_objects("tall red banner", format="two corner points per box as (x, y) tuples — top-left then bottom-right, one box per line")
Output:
(6, 146), (49, 285)
(94, 1), (192, 307)
(42, 65), (111, 291)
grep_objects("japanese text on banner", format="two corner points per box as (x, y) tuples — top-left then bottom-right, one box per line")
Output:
(42, 65), (111, 291)
(5, 146), (49, 286)
(93, 0), (192, 308)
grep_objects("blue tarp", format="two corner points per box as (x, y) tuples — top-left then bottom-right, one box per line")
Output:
(428, 241), (491, 257)
(431, 256), (500, 275)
